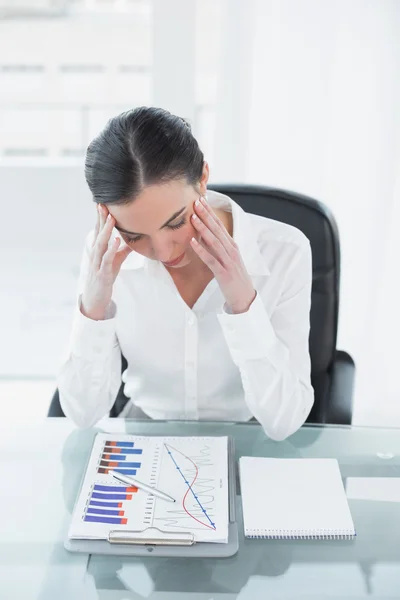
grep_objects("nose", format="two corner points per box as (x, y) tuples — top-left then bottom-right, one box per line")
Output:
(151, 238), (175, 263)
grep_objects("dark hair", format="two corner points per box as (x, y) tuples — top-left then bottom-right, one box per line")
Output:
(84, 106), (204, 205)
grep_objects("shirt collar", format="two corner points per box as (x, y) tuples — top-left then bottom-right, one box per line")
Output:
(120, 190), (270, 276)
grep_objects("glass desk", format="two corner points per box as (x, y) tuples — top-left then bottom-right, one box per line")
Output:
(1, 418), (400, 599)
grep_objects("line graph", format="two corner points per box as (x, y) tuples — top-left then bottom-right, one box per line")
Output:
(164, 443), (216, 531)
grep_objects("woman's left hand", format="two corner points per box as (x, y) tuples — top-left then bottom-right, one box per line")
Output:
(190, 195), (256, 314)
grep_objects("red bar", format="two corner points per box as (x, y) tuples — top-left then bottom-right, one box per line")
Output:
(119, 511), (125, 516)
(104, 447), (121, 454)
(106, 441), (117, 446)
(118, 502), (123, 508)
(121, 518), (128, 525)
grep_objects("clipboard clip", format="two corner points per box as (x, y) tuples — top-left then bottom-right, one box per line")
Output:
(108, 527), (195, 547)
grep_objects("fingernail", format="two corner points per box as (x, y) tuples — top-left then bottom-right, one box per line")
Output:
(195, 199), (201, 207)
(192, 213), (198, 220)
(97, 204), (102, 213)
(107, 214), (112, 221)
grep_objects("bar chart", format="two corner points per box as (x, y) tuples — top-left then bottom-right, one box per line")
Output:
(84, 483), (138, 525)
(97, 440), (143, 476)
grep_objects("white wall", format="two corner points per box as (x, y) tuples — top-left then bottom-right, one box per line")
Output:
(0, 163), (93, 377)
(0, 12), (151, 156)
(0, 1), (221, 158)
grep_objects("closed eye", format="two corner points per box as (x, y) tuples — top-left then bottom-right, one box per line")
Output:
(168, 218), (186, 231)
(124, 218), (187, 244)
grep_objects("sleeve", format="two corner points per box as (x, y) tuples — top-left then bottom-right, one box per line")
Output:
(217, 239), (314, 441)
(57, 232), (123, 428)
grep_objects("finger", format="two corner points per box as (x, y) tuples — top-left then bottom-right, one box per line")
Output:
(93, 213), (115, 270)
(100, 236), (121, 272)
(194, 197), (235, 251)
(114, 241), (133, 269)
(98, 204), (107, 231)
(92, 206), (100, 247)
(190, 237), (223, 275)
(198, 196), (227, 231)
(191, 213), (230, 267)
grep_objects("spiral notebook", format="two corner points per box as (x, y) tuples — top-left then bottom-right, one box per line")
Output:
(239, 457), (356, 540)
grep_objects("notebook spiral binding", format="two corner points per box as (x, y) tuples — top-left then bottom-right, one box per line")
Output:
(246, 528), (356, 540)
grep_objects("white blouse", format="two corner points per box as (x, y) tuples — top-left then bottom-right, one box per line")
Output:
(58, 190), (314, 440)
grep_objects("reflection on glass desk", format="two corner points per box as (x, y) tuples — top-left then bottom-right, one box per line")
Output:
(1, 418), (400, 599)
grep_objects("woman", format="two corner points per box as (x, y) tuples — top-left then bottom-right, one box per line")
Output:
(58, 106), (314, 440)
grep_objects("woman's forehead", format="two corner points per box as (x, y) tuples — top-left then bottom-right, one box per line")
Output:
(109, 180), (196, 234)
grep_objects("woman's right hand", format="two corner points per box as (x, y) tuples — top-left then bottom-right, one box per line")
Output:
(81, 204), (133, 321)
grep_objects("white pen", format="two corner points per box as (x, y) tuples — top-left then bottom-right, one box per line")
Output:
(109, 470), (176, 503)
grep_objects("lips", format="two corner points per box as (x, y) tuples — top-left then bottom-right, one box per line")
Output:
(162, 252), (185, 267)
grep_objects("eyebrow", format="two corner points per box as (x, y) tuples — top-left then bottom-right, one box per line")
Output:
(115, 207), (187, 236)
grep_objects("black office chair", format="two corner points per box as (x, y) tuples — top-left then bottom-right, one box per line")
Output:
(49, 184), (355, 424)
(48, 355), (130, 418)
(211, 184), (355, 425)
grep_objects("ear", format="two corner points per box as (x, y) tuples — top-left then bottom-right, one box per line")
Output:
(199, 161), (210, 195)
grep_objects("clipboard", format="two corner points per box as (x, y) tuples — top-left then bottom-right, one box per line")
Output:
(64, 436), (239, 558)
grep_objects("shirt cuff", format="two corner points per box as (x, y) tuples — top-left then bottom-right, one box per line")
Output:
(217, 292), (278, 362)
(69, 297), (118, 361)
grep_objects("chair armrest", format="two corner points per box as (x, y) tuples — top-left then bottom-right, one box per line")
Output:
(109, 384), (130, 417)
(327, 350), (356, 425)
(47, 388), (66, 417)
(109, 353), (130, 417)
(48, 385), (128, 418)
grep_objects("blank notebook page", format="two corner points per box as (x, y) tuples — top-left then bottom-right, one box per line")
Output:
(239, 457), (356, 539)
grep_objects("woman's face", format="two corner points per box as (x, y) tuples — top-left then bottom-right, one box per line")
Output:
(106, 176), (207, 269)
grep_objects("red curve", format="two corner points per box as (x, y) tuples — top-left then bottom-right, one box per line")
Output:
(165, 443), (216, 531)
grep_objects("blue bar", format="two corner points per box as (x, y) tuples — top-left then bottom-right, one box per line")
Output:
(104, 447), (143, 455)
(92, 492), (132, 500)
(94, 484), (131, 493)
(103, 454), (127, 460)
(89, 500), (121, 508)
(115, 469), (137, 476)
(106, 441), (135, 447)
(107, 462), (141, 468)
(87, 507), (122, 516)
(84, 515), (126, 524)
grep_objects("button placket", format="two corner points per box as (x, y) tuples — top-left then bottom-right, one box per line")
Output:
(184, 311), (198, 420)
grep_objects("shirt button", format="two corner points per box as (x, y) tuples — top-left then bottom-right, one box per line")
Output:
(188, 316), (195, 326)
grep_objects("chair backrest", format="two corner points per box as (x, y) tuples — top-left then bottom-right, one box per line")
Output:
(210, 184), (341, 423)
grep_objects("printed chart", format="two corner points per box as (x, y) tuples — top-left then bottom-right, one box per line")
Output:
(68, 434), (228, 543)
(163, 443), (216, 529)
(97, 439), (143, 476)
(154, 438), (229, 542)
(84, 483), (137, 525)
(84, 438), (147, 526)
